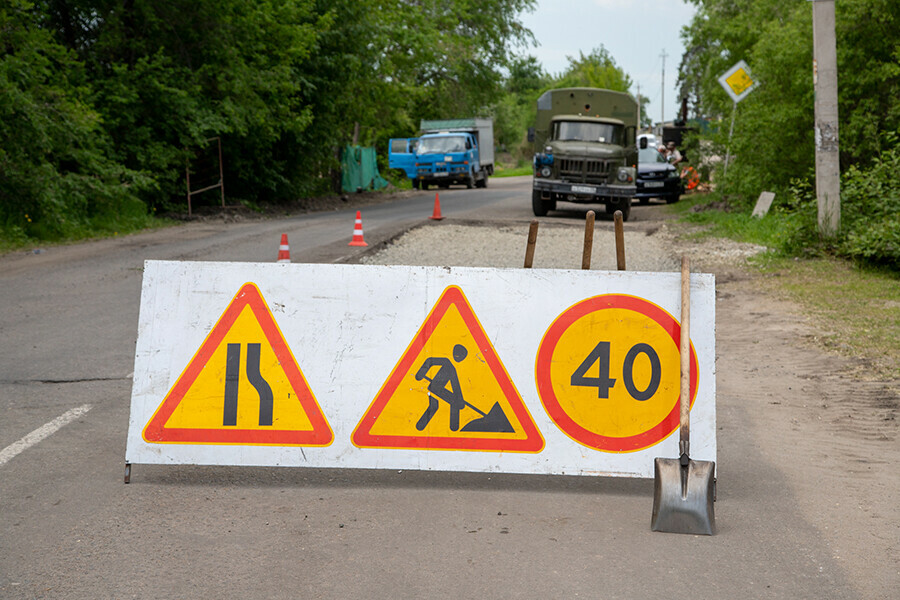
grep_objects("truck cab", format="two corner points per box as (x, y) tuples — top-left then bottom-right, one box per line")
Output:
(388, 137), (419, 180)
(413, 132), (486, 190)
(389, 118), (494, 190)
(530, 88), (637, 220)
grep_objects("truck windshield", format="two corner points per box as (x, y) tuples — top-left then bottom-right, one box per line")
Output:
(417, 136), (467, 154)
(638, 147), (668, 164)
(552, 121), (623, 144)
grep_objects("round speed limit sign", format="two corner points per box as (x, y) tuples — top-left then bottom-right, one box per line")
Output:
(535, 294), (697, 453)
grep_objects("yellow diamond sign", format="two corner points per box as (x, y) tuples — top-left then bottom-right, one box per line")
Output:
(718, 60), (757, 103)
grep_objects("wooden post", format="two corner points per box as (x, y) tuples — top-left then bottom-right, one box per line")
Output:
(614, 211), (626, 270)
(582, 211), (595, 270)
(524, 220), (539, 268)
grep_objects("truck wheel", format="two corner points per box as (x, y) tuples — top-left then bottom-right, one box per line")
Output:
(665, 194), (680, 204)
(532, 190), (553, 216)
(466, 174), (475, 189)
(476, 173), (488, 188)
(605, 197), (632, 222)
(412, 179), (420, 190)
(421, 181), (429, 190)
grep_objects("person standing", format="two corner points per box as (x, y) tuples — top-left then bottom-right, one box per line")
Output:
(664, 141), (683, 166)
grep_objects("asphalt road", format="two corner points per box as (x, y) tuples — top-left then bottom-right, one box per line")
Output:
(1, 176), (895, 599)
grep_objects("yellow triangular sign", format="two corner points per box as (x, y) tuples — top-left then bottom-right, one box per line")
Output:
(143, 283), (333, 446)
(352, 286), (543, 452)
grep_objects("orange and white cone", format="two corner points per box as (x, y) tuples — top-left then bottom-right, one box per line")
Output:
(277, 233), (291, 263)
(348, 210), (368, 247)
(429, 192), (444, 221)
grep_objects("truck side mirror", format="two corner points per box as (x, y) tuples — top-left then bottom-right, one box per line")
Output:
(527, 127), (535, 143)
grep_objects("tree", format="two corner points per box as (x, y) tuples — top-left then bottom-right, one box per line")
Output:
(553, 47), (632, 92)
(0, 0), (149, 240)
(679, 0), (900, 201)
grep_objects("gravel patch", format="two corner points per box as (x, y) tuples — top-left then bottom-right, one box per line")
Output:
(360, 221), (769, 272)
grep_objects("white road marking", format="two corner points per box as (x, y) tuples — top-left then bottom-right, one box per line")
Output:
(0, 404), (92, 467)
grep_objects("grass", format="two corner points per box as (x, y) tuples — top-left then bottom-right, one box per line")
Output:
(755, 257), (900, 380)
(493, 164), (532, 177)
(668, 192), (900, 380)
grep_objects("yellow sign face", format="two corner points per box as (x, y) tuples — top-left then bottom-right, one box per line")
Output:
(368, 305), (528, 439)
(352, 286), (543, 452)
(725, 68), (755, 96)
(143, 283), (333, 446)
(164, 304), (314, 431)
(535, 295), (697, 453)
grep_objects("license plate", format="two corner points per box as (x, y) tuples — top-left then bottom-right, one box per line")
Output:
(571, 185), (595, 194)
(432, 172), (448, 177)
(645, 181), (664, 188)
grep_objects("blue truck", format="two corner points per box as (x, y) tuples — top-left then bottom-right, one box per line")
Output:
(389, 118), (494, 190)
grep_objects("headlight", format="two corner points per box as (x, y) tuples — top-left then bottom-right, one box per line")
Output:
(617, 167), (631, 182)
(540, 166), (552, 178)
(534, 152), (554, 167)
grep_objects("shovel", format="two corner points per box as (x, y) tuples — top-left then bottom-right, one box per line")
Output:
(651, 256), (716, 535)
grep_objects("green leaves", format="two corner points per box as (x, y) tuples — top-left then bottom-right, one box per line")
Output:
(679, 0), (900, 271)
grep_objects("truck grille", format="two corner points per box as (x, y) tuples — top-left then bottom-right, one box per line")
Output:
(558, 158), (611, 184)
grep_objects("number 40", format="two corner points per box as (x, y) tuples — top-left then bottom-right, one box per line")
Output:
(570, 341), (662, 401)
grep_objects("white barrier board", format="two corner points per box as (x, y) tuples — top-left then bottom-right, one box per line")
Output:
(125, 261), (716, 478)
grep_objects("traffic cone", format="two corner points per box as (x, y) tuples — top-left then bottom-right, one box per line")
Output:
(348, 210), (368, 247)
(277, 233), (291, 263)
(429, 192), (444, 221)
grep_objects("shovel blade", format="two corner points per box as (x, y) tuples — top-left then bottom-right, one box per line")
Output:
(651, 457), (716, 535)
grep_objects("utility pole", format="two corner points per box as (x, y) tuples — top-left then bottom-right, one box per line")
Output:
(660, 49), (668, 126)
(812, 0), (840, 236)
(637, 83), (641, 131)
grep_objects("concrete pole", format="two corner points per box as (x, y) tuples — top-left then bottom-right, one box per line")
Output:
(812, 0), (840, 236)
(660, 49), (668, 126)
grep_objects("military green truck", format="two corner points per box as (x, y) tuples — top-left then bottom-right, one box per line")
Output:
(529, 88), (638, 220)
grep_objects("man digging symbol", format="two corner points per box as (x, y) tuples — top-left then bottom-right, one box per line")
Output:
(414, 344), (515, 433)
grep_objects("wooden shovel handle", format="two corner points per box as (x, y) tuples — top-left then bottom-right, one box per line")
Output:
(680, 255), (691, 452)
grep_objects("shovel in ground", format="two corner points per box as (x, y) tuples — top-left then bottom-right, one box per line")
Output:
(651, 256), (716, 535)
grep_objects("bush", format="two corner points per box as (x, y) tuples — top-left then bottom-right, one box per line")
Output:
(781, 140), (900, 270)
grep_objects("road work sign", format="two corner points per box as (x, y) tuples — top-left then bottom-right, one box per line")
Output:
(142, 283), (333, 447)
(352, 285), (544, 453)
(125, 261), (716, 478)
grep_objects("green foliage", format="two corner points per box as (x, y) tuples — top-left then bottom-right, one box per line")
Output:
(489, 46), (633, 163)
(1, 0), (539, 246)
(679, 0), (900, 270)
(0, 0), (153, 243)
(552, 48), (632, 92)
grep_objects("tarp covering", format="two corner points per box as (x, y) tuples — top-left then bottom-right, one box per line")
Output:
(341, 146), (388, 193)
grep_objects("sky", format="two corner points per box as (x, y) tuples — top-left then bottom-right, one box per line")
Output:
(519, 0), (697, 127)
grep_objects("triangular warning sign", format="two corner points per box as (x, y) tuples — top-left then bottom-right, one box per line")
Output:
(143, 283), (333, 446)
(352, 286), (543, 452)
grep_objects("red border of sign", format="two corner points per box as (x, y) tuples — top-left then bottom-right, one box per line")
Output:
(535, 294), (698, 453)
(352, 286), (544, 452)
(142, 283), (334, 446)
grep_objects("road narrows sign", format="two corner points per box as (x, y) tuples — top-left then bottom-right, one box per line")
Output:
(352, 285), (544, 452)
(142, 282), (333, 446)
(535, 294), (697, 453)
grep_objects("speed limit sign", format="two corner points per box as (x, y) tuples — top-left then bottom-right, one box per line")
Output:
(536, 294), (698, 453)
